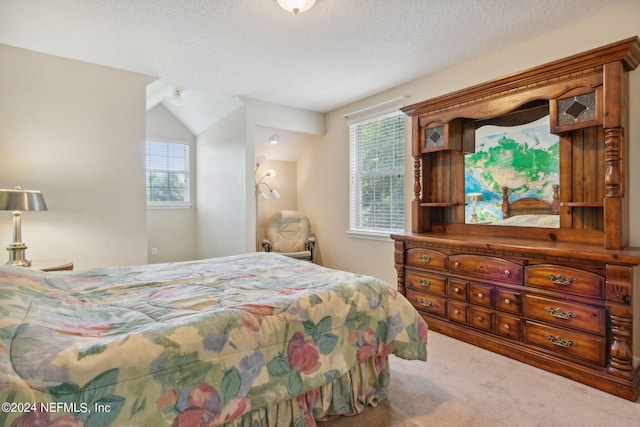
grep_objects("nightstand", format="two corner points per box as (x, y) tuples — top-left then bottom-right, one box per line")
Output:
(28, 260), (74, 272)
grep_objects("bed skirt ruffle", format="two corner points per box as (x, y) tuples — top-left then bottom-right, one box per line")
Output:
(220, 355), (390, 427)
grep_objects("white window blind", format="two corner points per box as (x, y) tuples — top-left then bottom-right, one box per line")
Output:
(146, 139), (190, 205)
(349, 110), (405, 235)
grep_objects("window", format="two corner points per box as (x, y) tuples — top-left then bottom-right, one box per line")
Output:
(349, 110), (405, 237)
(146, 139), (190, 206)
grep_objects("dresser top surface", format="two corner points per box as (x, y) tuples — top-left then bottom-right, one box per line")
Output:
(392, 232), (640, 265)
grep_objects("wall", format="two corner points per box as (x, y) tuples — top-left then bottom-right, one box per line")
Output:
(146, 104), (197, 263)
(0, 44), (154, 269)
(196, 98), (324, 260)
(300, 0), (640, 286)
(196, 105), (248, 259)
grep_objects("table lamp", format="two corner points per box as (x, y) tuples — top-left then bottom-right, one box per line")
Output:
(0, 186), (48, 266)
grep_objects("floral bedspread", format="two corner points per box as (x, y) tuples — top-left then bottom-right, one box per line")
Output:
(0, 253), (427, 426)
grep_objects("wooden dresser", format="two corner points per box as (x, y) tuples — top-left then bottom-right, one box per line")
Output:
(392, 37), (640, 400)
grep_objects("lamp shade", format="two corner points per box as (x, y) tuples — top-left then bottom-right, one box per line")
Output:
(465, 192), (484, 203)
(0, 187), (48, 211)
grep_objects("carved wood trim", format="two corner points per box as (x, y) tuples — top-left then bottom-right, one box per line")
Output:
(413, 156), (421, 201)
(402, 37), (640, 118)
(607, 306), (634, 377)
(393, 240), (406, 295)
(605, 264), (632, 304)
(605, 127), (624, 198)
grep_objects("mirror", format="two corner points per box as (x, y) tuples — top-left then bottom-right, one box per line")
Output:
(464, 104), (560, 227)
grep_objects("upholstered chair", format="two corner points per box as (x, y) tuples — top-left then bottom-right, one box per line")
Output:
(262, 210), (316, 262)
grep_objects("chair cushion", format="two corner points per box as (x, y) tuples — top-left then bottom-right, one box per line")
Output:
(264, 210), (311, 254)
(279, 251), (312, 260)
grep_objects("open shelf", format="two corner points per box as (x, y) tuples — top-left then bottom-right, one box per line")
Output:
(419, 202), (458, 207)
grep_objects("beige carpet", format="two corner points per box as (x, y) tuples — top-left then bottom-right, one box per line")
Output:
(328, 331), (640, 427)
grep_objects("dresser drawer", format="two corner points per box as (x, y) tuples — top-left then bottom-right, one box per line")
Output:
(450, 255), (523, 284)
(406, 248), (447, 271)
(448, 278), (468, 301)
(470, 282), (494, 308)
(525, 265), (604, 299)
(524, 294), (606, 335)
(406, 271), (447, 296)
(448, 300), (468, 324)
(496, 313), (522, 340)
(524, 320), (606, 366)
(496, 288), (522, 314)
(470, 306), (494, 332)
(406, 289), (447, 317)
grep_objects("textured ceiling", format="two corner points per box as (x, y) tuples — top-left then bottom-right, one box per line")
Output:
(0, 0), (629, 134)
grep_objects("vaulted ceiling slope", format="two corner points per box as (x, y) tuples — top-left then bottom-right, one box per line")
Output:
(0, 0), (629, 133)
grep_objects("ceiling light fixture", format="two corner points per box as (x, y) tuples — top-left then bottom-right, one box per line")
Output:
(171, 89), (183, 106)
(277, 0), (316, 14)
(269, 134), (279, 144)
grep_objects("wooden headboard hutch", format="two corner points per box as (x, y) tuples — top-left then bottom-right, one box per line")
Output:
(392, 37), (640, 400)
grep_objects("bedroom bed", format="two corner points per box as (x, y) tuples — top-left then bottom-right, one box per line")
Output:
(0, 252), (428, 427)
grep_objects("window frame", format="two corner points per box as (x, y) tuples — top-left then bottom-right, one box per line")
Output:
(145, 138), (191, 209)
(348, 109), (406, 239)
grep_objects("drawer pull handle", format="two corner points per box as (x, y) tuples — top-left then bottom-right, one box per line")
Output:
(477, 316), (484, 322)
(504, 270), (511, 276)
(454, 287), (461, 293)
(477, 293), (484, 298)
(416, 298), (433, 308)
(417, 279), (432, 288)
(504, 298), (511, 305)
(504, 324), (510, 330)
(454, 310), (460, 315)
(454, 261), (460, 267)
(544, 307), (578, 320)
(544, 334), (577, 349)
(417, 255), (433, 264)
(545, 274), (577, 287)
